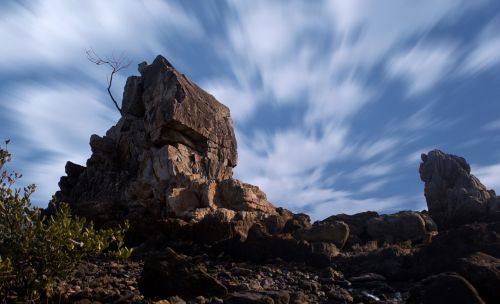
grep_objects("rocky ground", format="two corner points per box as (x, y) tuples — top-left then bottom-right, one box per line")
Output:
(50, 251), (408, 304)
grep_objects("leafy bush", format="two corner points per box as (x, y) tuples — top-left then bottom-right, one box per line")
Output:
(0, 142), (132, 301)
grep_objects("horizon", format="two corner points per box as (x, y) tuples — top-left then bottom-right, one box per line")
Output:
(1, 0), (500, 220)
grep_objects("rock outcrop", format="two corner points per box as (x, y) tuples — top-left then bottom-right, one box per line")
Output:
(56, 55), (276, 242)
(419, 149), (500, 229)
(321, 211), (437, 247)
(365, 211), (437, 244)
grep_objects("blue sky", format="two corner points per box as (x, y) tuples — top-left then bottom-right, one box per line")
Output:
(1, 0), (500, 220)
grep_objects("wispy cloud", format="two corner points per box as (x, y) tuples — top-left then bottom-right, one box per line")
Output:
(2, 83), (118, 204)
(0, 0), (201, 71)
(483, 119), (500, 131)
(474, 163), (500, 193)
(462, 17), (500, 74)
(357, 138), (400, 161)
(387, 42), (457, 95)
(348, 162), (396, 180)
(360, 178), (392, 194)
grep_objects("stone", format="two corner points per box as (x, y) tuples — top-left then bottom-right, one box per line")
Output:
(224, 224), (335, 267)
(320, 211), (378, 246)
(458, 252), (500, 303)
(311, 242), (340, 258)
(225, 292), (274, 304)
(55, 55), (276, 243)
(408, 273), (485, 304)
(224, 290), (290, 304)
(336, 245), (412, 280)
(138, 247), (227, 299)
(326, 286), (353, 303)
(216, 179), (277, 214)
(289, 292), (309, 304)
(419, 150), (500, 229)
(293, 220), (349, 248)
(263, 208), (294, 234)
(348, 273), (386, 283)
(192, 209), (262, 243)
(282, 213), (312, 233)
(366, 211), (437, 243)
(407, 221), (500, 278)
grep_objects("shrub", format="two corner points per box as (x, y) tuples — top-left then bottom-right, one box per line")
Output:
(0, 142), (132, 301)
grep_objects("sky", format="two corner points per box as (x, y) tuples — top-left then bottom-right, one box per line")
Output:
(1, 0), (500, 220)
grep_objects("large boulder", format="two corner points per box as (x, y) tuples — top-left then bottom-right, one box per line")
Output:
(365, 211), (437, 244)
(55, 55), (276, 242)
(419, 150), (500, 229)
(224, 223), (339, 267)
(407, 273), (485, 304)
(458, 252), (500, 303)
(320, 211), (436, 246)
(321, 211), (378, 246)
(293, 220), (349, 248)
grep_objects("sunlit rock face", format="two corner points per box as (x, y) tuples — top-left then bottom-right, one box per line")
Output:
(419, 149), (500, 229)
(55, 55), (275, 241)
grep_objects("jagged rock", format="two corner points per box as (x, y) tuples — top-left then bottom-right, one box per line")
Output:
(293, 220), (349, 248)
(263, 208), (295, 234)
(55, 55), (275, 242)
(282, 213), (312, 233)
(192, 209), (263, 243)
(407, 273), (485, 304)
(366, 211), (437, 244)
(138, 247), (227, 299)
(419, 150), (500, 228)
(217, 179), (277, 214)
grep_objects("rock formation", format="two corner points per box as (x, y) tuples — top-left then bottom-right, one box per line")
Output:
(419, 149), (500, 228)
(321, 211), (437, 247)
(56, 55), (276, 242)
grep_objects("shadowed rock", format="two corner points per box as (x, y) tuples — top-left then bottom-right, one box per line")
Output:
(55, 55), (275, 243)
(419, 149), (500, 229)
(408, 273), (485, 304)
(138, 247), (227, 299)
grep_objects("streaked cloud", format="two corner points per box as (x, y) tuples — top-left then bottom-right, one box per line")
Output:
(462, 17), (500, 74)
(0, 0), (201, 71)
(483, 119), (500, 131)
(387, 42), (457, 95)
(474, 163), (500, 193)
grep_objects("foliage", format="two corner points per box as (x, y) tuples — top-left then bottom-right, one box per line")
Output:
(0, 141), (132, 301)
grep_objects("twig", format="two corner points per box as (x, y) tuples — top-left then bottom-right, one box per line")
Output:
(85, 49), (131, 115)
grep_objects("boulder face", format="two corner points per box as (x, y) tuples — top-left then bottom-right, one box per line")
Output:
(56, 55), (275, 241)
(365, 211), (437, 244)
(419, 150), (500, 229)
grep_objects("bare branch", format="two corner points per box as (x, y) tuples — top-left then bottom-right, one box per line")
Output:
(85, 48), (131, 115)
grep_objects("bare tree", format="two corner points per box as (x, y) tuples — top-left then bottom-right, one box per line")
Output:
(85, 49), (131, 115)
